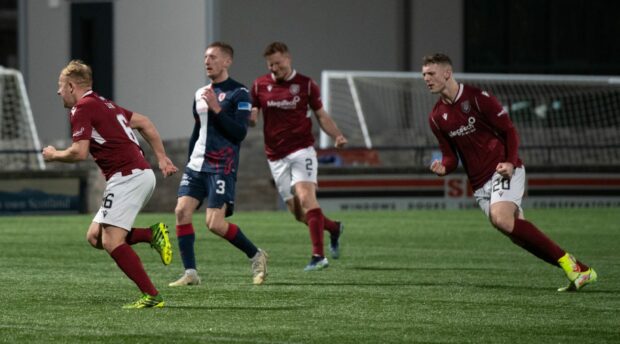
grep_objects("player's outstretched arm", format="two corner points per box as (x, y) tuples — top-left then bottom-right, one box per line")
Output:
(314, 108), (347, 148)
(130, 112), (178, 177)
(42, 140), (89, 163)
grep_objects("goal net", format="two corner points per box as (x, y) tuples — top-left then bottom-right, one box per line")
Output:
(0, 66), (45, 170)
(320, 71), (620, 168)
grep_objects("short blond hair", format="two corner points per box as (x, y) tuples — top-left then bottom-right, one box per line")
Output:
(60, 60), (93, 88)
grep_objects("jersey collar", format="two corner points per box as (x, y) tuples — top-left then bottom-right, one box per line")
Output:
(441, 83), (464, 105)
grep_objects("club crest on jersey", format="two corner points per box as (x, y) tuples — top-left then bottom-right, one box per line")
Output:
(442, 113), (448, 120)
(218, 92), (226, 102)
(289, 84), (300, 95)
(461, 100), (471, 113)
(267, 85), (273, 92)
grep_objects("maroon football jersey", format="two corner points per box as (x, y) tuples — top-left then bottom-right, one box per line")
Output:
(70, 91), (150, 180)
(428, 84), (522, 190)
(251, 70), (323, 160)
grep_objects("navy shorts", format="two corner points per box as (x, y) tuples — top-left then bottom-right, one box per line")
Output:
(177, 168), (236, 217)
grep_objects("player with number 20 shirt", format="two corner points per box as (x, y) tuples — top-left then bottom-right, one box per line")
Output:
(423, 53), (597, 292)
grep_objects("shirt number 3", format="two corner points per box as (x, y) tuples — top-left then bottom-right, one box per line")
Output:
(216, 180), (226, 194)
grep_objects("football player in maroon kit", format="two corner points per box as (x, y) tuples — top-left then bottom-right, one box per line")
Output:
(250, 42), (347, 271)
(43, 60), (179, 308)
(423, 53), (597, 292)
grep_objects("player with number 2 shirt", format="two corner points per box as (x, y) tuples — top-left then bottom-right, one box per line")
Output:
(250, 42), (348, 271)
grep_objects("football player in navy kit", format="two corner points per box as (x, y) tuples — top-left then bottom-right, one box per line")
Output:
(169, 42), (268, 287)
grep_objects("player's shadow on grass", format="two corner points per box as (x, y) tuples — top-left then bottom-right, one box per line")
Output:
(167, 305), (305, 311)
(473, 283), (616, 294)
(269, 281), (433, 287)
(350, 266), (502, 272)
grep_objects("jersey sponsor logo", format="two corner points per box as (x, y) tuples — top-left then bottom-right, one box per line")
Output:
(267, 96), (301, 110)
(218, 92), (226, 102)
(289, 84), (300, 95)
(461, 100), (471, 113)
(238, 102), (251, 111)
(72, 127), (85, 137)
(448, 116), (477, 137)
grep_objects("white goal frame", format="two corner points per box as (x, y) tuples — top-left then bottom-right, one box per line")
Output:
(320, 70), (620, 150)
(0, 66), (45, 170)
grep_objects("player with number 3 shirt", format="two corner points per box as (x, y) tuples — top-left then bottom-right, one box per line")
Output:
(168, 42), (268, 288)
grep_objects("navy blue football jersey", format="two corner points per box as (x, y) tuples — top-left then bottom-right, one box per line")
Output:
(186, 78), (251, 176)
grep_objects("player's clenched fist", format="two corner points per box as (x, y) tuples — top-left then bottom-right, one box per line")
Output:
(42, 145), (57, 161)
(430, 159), (447, 176)
(334, 135), (348, 148)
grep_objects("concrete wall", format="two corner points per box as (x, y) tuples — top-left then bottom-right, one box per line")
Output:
(25, 0), (208, 143)
(114, 0), (207, 140)
(217, 0), (407, 87)
(25, 0), (464, 142)
(25, 0), (70, 144)
(21, 0), (464, 212)
(410, 0), (464, 72)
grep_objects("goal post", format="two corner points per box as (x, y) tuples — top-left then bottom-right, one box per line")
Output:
(320, 70), (620, 168)
(0, 66), (45, 170)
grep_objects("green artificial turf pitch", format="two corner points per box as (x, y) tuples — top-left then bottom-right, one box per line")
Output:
(0, 209), (618, 343)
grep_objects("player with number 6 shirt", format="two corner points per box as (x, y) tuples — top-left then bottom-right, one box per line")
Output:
(42, 60), (178, 308)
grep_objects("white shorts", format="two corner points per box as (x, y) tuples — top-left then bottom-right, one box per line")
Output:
(473, 166), (525, 217)
(93, 169), (155, 231)
(268, 146), (318, 201)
